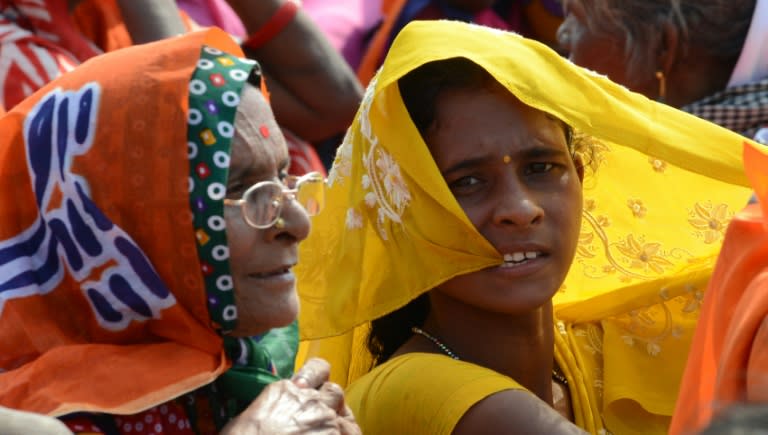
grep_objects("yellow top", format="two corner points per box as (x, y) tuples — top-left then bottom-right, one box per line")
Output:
(296, 20), (754, 434)
(346, 353), (525, 435)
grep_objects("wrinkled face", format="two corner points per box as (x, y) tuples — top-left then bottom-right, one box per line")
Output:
(225, 85), (311, 337)
(557, 1), (654, 97)
(426, 84), (583, 313)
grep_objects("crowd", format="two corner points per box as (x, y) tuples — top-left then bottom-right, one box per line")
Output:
(0, 0), (765, 434)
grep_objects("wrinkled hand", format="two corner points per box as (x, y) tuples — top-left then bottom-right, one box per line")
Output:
(221, 358), (361, 435)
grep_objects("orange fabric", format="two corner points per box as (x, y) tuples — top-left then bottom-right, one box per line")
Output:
(72, 0), (197, 53)
(356, 0), (406, 87)
(0, 28), (242, 417)
(72, 0), (133, 52)
(670, 142), (768, 434)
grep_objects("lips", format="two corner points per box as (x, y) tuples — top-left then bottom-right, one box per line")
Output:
(251, 267), (291, 278)
(249, 263), (296, 279)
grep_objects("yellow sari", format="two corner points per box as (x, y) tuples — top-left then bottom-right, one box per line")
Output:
(297, 20), (754, 434)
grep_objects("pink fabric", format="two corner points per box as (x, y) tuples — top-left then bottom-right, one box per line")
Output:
(474, 8), (512, 31)
(177, 0), (246, 38)
(302, 0), (382, 69)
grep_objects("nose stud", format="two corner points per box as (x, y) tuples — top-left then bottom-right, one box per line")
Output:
(274, 217), (286, 229)
(502, 155), (512, 164)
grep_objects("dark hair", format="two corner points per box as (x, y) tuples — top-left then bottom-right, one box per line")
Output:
(367, 57), (581, 366)
(368, 293), (430, 366)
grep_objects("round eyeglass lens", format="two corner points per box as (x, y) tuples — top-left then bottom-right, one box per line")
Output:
(244, 183), (282, 227)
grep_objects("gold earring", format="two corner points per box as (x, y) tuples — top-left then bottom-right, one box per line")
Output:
(655, 71), (666, 102)
(274, 217), (285, 229)
(502, 155), (512, 164)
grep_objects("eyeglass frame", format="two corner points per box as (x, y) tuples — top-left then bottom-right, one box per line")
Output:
(223, 171), (324, 229)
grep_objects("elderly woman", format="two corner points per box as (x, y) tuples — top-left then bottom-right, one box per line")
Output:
(0, 28), (358, 435)
(557, 0), (767, 140)
(296, 20), (755, 434)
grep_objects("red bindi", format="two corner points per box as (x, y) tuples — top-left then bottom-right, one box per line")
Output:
(259, 125), (270, 138)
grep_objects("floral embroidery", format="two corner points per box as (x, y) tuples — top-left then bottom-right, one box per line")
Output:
(610, 278), (707, 357)
(584, 198), (596, 212)
(375, 152), (410, 214)
(577, 212), (682, 281)
(615, 235), (673, 274)
(576, 231), (596, 258)
(646, 342), (661, 356)
(326, 130), (353, 187)
(627, 199), (647, 218)
(681, 283), (704, 313)
(358, 76), (378, 146)
(352, 74), (412, 240)
(345, 208), (363, 229)
(688, 202), (731, 244)
(648, 157), (667, 173)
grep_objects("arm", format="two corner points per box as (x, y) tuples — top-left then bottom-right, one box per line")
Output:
(229, 0), (363, 142)
(453, 389), (587, 435)
(115, 0), (186, 44)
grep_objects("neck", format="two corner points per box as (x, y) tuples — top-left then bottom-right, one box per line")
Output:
(421, 291), (555, 404)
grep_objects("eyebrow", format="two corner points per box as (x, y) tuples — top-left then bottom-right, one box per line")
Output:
(441, 146), (569, 176)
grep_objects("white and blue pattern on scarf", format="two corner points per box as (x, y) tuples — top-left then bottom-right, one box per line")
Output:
(0, 83), (176, 330)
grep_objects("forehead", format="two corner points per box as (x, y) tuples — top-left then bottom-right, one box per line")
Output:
(427, 86), (567, 163)
(229, 85), (287, 179)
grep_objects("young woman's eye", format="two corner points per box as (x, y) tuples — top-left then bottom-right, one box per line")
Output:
(449, 176), (483, 191)
(526, 162), (555, 174)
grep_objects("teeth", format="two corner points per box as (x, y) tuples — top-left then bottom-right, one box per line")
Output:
(503, 251), (541, 263)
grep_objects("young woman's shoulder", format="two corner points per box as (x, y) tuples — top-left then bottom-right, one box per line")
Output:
(346, 353), (530, 435)
(453, 388), (587, 434)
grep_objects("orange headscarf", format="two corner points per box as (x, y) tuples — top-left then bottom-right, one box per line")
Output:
(0, 28), (250, 417)
(670, 141), (768, 434)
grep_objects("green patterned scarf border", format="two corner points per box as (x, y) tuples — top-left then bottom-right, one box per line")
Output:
(187, 45), (257, 333)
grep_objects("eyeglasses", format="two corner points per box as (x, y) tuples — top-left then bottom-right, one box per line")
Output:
(223, 171), (325, 229)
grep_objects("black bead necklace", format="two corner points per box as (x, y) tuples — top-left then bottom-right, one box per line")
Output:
(411, 326), (568, 385)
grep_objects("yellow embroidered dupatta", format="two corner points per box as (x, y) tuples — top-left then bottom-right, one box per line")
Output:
(297, 20), (754, 434)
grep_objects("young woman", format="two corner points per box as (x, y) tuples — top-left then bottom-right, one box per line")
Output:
(297, 20), (755, 434)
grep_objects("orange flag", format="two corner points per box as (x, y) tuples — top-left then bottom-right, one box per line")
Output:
(670, 141), (768, 434)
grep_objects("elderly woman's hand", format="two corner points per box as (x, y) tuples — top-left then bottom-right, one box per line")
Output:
(221, 358), (361, 435)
